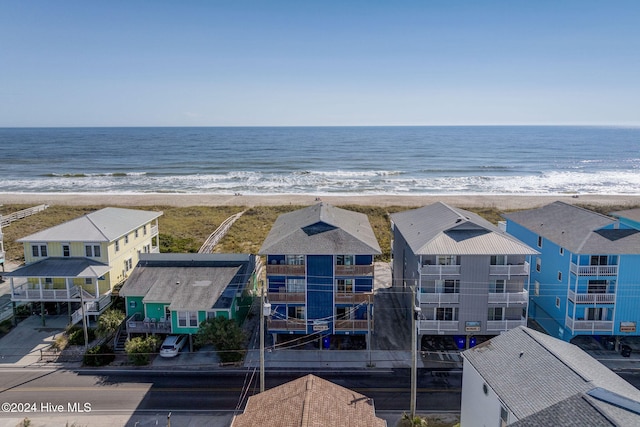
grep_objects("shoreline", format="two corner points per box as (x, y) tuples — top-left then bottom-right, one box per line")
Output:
(1, 193), (639, 210)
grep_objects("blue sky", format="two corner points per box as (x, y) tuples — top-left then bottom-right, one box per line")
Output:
(1, 1), (639, 127)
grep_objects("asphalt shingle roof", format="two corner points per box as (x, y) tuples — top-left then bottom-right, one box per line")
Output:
(230, 374), (386, 427)
(462, 326), (640, 424)
(503, 201), (640, 254)
(259, 203), (381, 255)
(391, 202), (537, 255)
(5, 257), (111, 278)
(18, 207), (162, 242)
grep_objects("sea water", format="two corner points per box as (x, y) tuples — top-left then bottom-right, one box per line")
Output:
(0, 126), (638, 195)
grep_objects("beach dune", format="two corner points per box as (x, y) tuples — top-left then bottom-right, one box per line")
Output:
(1, 193), (639, 210)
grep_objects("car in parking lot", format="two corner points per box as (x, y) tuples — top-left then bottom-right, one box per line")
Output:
(159, 335), (187, 358)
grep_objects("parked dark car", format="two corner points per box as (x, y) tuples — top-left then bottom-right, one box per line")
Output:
(621, 344), (632, 357)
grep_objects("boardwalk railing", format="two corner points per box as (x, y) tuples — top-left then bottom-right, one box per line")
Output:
(1, 205), (49, 227)
(198, 211), (245, 253)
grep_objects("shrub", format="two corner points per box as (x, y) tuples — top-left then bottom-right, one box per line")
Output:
(125, 336), (161, 365)
(67, 326), (96, 346)
(83, 343), (115, 367)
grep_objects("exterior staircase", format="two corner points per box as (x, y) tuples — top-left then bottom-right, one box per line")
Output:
(113, 324), (128, 352)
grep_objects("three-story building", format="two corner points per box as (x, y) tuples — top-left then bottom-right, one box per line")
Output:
(259, 203), (381, 350)
(504, 201), (640, 344)
(391, 202), (537, 349)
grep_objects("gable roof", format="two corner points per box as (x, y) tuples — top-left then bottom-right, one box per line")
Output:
(120, 253), (255, 311)
(391, 202), (537, 255)
(259, 203), (381, 255)
(462, 326), (640, 424)
(503, 201), (640, 254)
(230, 374), (386, 427)
(18, 207), (163, 243)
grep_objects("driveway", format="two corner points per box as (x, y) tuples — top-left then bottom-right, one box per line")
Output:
(0, 314), (67, 366)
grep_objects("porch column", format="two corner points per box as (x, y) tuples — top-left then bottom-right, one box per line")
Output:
(68, 301), (72, 324)
(66, 278), (71, 299)
(41, 301), (45, 326)
(39, 278), (43, 299)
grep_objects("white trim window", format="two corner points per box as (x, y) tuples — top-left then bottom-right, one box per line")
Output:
(336, 255), (355, 266)
(31, 243), (48, 258)
(85, 244), (101, 258)
(124, 258), (133, 272)
(62, 244), (71, 257)
(336, 278), (354, 293)
(115, 240), (120, 252)
(178, 311), (199, 328)
(286, 278), (305, 293)
(286, 255), (305, 265)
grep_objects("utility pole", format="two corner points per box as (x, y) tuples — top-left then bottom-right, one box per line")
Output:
(79, 286), (89, 351)
(260, 284), (265, 392)
(411, 285), (421, 419)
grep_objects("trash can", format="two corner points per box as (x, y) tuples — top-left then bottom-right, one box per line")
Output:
(621, 345), (632, 357)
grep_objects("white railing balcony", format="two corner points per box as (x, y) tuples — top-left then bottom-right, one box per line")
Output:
(418, 320), (459, 333)
(568, 290), (616, 304)
(126, 313), (172, 334)
(151, 246), (160, 253)
(570, 263), (618, 276)
(488, 290), (529, 305)
(268, 292), (305, 303)
(85, 293), (113, 315)
(419, 292), (460, 305)
(565, 316), (614, 332)
(12, 284), (80, 301)
(335, 319), (369, 331)
(150, 225), (159, 236)
(487, 317), (527, 331)
(420, 265), (461, 278)
(489, 262), (530, 277)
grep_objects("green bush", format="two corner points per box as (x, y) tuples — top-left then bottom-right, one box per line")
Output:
(83, 343), (115, 367)
(125, 336), (161, 365)
(0, 319), (13, 335)
(67, 326), (96, 346)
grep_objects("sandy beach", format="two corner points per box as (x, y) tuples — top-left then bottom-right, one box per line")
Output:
(1, 193), (639, 211)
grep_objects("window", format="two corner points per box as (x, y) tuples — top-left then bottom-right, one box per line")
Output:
(337, 278), (354, 293)
(85, 244), (101, 258)
(490, 280), (505, 293)
(336, 307), (351, 320)
(135, 229), (139, 238)
(490, 255), (507, 265)
(536, 258), (541, 272)
(588, 280), (608, 294)
(124, 258), (132, 272)
(129, 300), (137, 309)
(124, 235), (129, 244)
(437, 255), (457, 265)
(62, 244), (70, 257)
(286, 278), (305, 293)
(537, 236), (543, 248)
(488, 307), (504, 321)
(336, 255), (354, 265)
(436, 307), (458, 321)
(44, 277), (53, 284)
(31, 244), (48, 257)
(557, 271), (562, 281)
(115, 240), (120, 252)
(85, 278), (93, 285)
(591, 255), (608, 266)
(500, 406), (508, 427)
(443, 279), (459, 294)
(288, 306), (305, 320)
(534, 280), (540, 297)
(586, 307), (606, 321)
(178, 311), (198, 327)
(555, 297), (560, 308)
(143, 225), (147, 235)
(285, 255), (304, 265)
(559, 247), (564, 255)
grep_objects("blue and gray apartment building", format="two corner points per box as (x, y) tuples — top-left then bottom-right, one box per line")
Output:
(504, 202), (640, 344)
(259, 203), (381, 350)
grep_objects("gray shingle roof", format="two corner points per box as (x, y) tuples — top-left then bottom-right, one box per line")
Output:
(462, 326), (640, 423)
(391, 202), (537, 255)
(18, 207), (162, 242)
(230, 374), (386, 427)
(259, 203), (381, 255)
(503, 201), (640, 254)
(120, 254), (254, 311)
(5, 257), (111, 278)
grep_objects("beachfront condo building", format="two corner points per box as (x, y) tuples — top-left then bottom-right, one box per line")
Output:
(120, 253), (257, 340)
(259, 203), (381, 350)
(6, 207), (162, 325)
(503, 202), (640, 345)
(391, 202), (537, 349)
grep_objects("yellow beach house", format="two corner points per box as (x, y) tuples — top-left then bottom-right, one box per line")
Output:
(6, 207), (162, 325)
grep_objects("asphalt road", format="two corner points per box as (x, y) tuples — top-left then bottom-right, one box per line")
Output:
(0, 368), (461, 424)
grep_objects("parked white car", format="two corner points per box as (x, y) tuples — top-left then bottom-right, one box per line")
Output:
(159, 335), (187, 358)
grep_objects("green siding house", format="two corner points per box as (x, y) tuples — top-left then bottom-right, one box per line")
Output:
(120, 253), (257, 338)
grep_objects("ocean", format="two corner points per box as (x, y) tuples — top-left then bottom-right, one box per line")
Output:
(0, 126), (638, 195)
